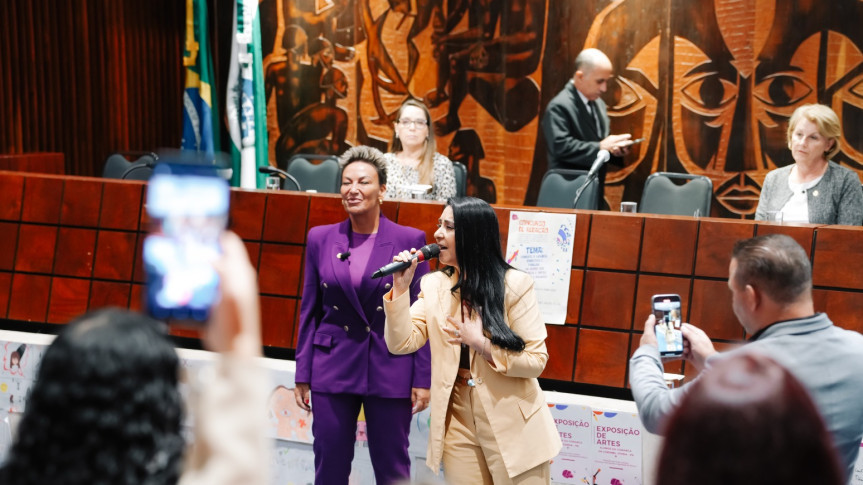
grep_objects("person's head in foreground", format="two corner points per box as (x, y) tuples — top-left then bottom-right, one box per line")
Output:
(0, 309), (184, 485)
(657, 352), (843, 485)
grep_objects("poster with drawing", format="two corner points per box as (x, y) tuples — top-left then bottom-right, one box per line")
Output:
(505, 211), (576, 324)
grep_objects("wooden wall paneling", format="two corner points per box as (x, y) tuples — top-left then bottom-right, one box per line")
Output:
(20, 176), (64, 224)
(586, 213), (642, 271)
(754, 222), (815, 256)
(541, 324), (577, 382)
(812, 225), (863, 290)
(61, 178), (104, 227)
(47, 277), (91, 324)
(0, 272), (11, 319)
(640, 216), (698, 275)
(14, 225), (58, 274)
(565, 269), (584, 324)
(89, 280), (132, 310)
(306, 194), (349, 230)
(573, 328), (630, 388)
(229, 190), (267, 240)
(93, 230), (138, 281)
(0, 172), (25, 221)
(262, 191), (310, 244)
(572, 211), (592, 268)
(258, 244), (304, 297)
(693, 219), (755, 278)
(393, 200), (445, 244)
(812, 289), (863, 334)
(260, 296), (298, 349)
(0, 223), (18, 271)
(8, 274), (52, 322)
(132, 236), (147, 284)
(580, 271), (637, 330)
(688, 278), (743, 341)
(99, 181), (144, 231)
(54, 228), (98, 278)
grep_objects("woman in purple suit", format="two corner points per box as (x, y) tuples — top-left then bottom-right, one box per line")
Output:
(294, 146), (432, 485)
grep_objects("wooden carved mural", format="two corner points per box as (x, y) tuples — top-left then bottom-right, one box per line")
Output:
(259, 0), (863, 212)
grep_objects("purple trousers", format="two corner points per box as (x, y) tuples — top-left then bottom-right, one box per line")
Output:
(311, 391), (413, 485)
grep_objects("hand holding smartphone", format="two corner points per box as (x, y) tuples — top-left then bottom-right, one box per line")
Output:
(143, 170), (230, 323)
(652, 294), (684, 356)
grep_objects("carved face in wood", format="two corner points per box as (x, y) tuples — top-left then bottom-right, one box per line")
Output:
(588, 0), (863, 217)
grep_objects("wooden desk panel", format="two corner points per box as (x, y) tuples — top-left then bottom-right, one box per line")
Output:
(640, 217), (698, 275)
(587, 213), (642, 271)
(812, 225), (863, 289)
(694, 218), (755, 278)
(3, 171), (863, 393)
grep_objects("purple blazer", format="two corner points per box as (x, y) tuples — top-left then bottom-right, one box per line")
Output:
(295, 215), (431, 397)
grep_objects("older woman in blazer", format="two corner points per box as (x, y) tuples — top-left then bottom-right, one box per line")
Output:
(384, 197), (561, 484)
(294, 146), (431, 485)
(755, 104), (863, 225)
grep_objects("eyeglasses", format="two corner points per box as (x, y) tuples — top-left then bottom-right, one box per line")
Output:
(397, 119), (428, 128)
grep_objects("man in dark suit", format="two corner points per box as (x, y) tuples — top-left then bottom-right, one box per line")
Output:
(542, 48), (633, 207)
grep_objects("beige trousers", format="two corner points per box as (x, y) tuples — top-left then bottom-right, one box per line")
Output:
(441, 373), (550, 485)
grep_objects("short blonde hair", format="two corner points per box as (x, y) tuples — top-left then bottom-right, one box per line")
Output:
(786, 104), (841, 160)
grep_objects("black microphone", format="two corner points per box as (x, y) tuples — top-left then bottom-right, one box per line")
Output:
(586, 149), (611, 180)
(371, 244), (440, 279)
(337, 251), (351, 261)
(259, 165), (289, 177)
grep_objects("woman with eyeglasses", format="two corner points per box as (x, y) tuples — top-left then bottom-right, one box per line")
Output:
(384, 197), (561, 484)
(385, 99), (457, 201)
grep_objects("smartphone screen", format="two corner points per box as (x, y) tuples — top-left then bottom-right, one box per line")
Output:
(652, 294), (683, 356)
(143, 173), (229, 322)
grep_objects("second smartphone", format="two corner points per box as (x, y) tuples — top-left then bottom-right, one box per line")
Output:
(652, 294), (683, 356)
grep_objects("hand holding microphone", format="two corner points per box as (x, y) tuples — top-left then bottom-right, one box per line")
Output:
(383, 243), (440, 298)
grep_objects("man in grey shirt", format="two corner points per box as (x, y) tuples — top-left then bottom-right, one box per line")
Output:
(630, 234), (863, 482)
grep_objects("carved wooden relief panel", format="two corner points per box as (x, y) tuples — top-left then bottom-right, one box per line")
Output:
(260, 0), (863, 211)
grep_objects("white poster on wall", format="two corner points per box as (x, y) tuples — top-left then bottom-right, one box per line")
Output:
(505, 211), (576, 324)
(591, 410), (643, 485)
(549, 404), (595, 484)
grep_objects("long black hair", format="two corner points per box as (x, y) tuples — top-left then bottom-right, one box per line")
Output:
(0, 309), (184, 485)
(445, 197), (525, 352)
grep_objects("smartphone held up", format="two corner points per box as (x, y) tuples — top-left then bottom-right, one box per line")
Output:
(143, 167), (230, 323)
(652, 294), (684, 356)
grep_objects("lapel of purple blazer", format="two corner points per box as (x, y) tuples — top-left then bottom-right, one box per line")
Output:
(331, 219), (368, 323)
(361, 215), (396, 307)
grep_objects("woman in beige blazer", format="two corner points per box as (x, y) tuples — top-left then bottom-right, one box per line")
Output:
(384, 197), (561, 484)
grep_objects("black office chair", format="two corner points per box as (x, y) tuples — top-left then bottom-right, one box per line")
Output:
(286, 154), (341, 193)
(452, 161), (467, 197)
(102, 152), (158, 180)
(536, 169), (600, 210)
(639, 172), (713, 216)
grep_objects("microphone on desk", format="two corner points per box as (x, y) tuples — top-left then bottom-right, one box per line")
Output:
(586, 150), (611, 180)
(371, 244), (440, 279)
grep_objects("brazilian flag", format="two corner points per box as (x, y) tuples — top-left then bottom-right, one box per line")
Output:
(181, 0), (219, 157)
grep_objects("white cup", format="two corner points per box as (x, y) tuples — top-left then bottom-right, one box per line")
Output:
(765, 210), (783, 223)
(265, 176), (280, 191)
(620, 201), (638, 213)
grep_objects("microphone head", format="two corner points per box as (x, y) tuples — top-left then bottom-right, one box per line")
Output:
(258, 166), (274, 174)
(421, 244), (441, 259)
(596, 149), (611, 164)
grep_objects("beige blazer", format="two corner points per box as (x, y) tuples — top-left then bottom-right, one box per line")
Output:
(384, 269), (562, 478)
